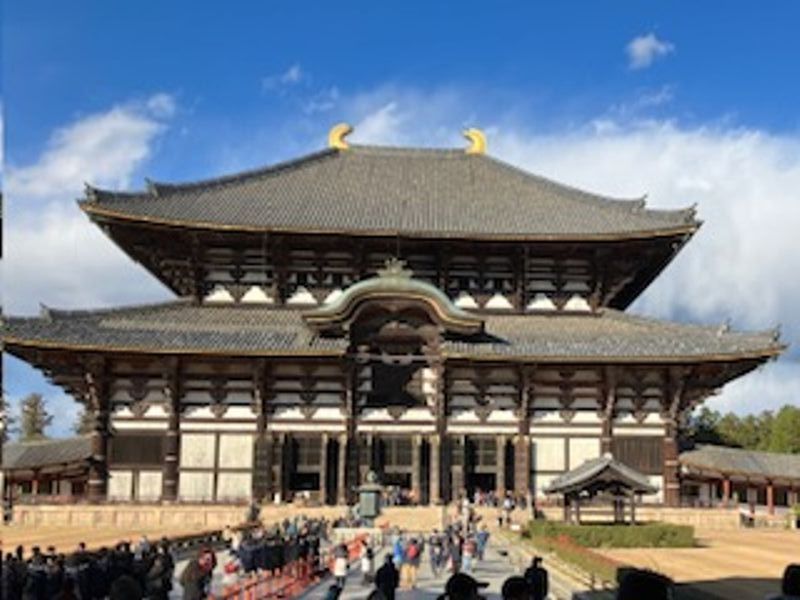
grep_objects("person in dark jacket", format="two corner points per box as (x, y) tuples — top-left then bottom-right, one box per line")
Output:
(179, 553), (207, 600)
(523, 556), (549, 600)
(23, 547), (47, 600)
(145, 554), (171, 600)
(375, 554), (400, 600)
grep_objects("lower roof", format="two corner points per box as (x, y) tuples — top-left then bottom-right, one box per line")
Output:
(2, 436), (92, 471)
(679, 445), (800, 483)
(2, 300), (782, 363)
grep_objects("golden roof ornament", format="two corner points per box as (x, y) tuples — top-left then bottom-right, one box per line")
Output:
(328, 122), (354, 150)
(463, 128), (487, 155)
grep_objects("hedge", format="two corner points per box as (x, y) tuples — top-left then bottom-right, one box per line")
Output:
(524, 521), (695, 548)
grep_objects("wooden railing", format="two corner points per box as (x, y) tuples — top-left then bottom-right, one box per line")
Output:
(211, 533), (367, 600)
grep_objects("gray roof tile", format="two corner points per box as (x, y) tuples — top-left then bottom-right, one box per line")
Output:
(82, 145), (698, 239)
(3, 301), (780, 361)
(679, 445), (800, 482)
(2, 436), (92, 470)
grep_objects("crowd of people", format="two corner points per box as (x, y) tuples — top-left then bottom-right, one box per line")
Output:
(2, 537), (178, 600)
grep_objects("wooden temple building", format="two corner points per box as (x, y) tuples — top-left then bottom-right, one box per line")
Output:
(2, 125), (784, 506)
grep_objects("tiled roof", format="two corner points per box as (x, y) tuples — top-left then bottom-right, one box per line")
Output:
(81, 145), (698, 240)
(3, 300), (780, 361)
(679, 445), (800, 482)
(544, 454), (658, 495)
(2, 436), (92, 471)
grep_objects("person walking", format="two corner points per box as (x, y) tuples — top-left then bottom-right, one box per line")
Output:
(360, 542), (374, 585)
(475, 526), (490, 562)
(332, 542), (349, 590)
(523, 556), (549, 600)
(374, 554), (399, 600)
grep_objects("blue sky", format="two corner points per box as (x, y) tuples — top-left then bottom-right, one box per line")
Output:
(3, 1), (800, 436)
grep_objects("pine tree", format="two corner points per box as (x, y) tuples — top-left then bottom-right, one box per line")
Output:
(19, 393), (53, 441)
(73, 406), (96, 435)
(1, 394), (18, 442)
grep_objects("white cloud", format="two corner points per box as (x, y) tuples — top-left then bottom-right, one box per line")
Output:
(5, 203), (170, 313)
(262, 63), (305, 91)
(331, 89), (799, 414)
(6, 94), (173, 200)
(4, 95), (176, 313)
(627, 33), (675, 69)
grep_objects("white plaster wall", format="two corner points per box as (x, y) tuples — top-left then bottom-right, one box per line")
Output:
(216, 473), (252, 500)
(179, 472), (214, 501)
(180, 433), (216, 468)
(533, 438), (566, 471)
(533, 473), (559, 498)
(569, 438), (600, 470)
(137, 471), (163, 501)
(218, 434), (254, 469)
(108, 470), (133, 500)
(646, 475), (664, 503)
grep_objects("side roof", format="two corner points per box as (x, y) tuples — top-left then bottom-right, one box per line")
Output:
(80, 145), (699, 241)
(544, 454), (658, 495)
(3, 300), (782, 362)
(2, 436), (92, 471)
(679, 445), (800, 483)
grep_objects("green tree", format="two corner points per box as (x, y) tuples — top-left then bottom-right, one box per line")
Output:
(688, 407), (723, 444)
(73, 406), (96, 435)
(19, 393), (53, 441)
(766, 405), (800, 454)
(1, 394), (18, 442)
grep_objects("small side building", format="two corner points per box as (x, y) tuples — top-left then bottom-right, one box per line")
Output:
(679, 445), (800, 513)
(2, 437), (92, 501)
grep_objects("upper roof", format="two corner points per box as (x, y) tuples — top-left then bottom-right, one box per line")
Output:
(80, 144), (699, 241)
(2, 436), (92, 471)
(3, 300), (781, 363)
(544, 454), (658, 495)
(679, 445), (800, 483)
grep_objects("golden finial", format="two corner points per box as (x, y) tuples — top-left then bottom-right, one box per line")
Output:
(328, 122), (354, 150)
(463, 128), (487, 155)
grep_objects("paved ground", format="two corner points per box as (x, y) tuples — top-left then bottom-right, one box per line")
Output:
(300, 542), (557, 600)
(597, 528), (797, 600)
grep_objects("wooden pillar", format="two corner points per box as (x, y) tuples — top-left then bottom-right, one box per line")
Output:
(563, 495), (570, 523)
(274, 434), (285, 502)
(496, 435), (507, 497)
(162, 360), (182, 502)
(429, 435), (441, 505)
(86, 363), (111, 503)
(319, 433), (329, 503)
(337, 434), (348, 505)
(722, 477), (731, 506)
(32, 472), (40, 496)
(574, 496), (581, 524)
(344, 363), (359, 504)
(514, 366), (532, 499)
(601, 367), (617, 456)
(88, 408), (110, 502)
(664, 368), (685, 508)
(252, 361), (273, 502)
(411, 435), (422, 504)
(766, 482), (775, 515)
(451, 436), (465, 500)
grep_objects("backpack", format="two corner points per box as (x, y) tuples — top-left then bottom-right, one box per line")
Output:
(406, 543), (419, 560)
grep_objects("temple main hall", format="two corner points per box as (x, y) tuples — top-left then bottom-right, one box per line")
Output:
(3, 125), (783, 507)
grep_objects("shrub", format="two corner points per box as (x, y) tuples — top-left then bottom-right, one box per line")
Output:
(526, 521), (695, 548)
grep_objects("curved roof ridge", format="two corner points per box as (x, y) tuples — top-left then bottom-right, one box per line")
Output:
(41, 298), (193, 320)
(84, 149), (340, 204)
(481, 153), (697, 224)
(603, 309), (784, 342)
